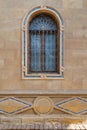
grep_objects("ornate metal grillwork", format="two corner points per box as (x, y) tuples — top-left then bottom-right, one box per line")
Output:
(28, 14), (59, 73)
(29, 14), (57, 30)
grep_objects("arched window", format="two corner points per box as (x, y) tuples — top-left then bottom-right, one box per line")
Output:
(28, 14), (59, 73)
(22, 6), (64, 79)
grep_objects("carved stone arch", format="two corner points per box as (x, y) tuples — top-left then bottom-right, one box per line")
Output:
(22, 6), (64, 79)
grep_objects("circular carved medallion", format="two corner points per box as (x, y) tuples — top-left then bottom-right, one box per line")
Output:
(33, 97), (53, 115)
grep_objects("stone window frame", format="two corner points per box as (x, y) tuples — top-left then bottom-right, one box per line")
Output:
(22, 6), (64, 79)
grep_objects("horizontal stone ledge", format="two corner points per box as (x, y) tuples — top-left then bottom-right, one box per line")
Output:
(0, 90), (87, 97)
(0, 114), (87, 120)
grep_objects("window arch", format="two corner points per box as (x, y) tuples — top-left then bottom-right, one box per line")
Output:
(22, 6), (64, 79)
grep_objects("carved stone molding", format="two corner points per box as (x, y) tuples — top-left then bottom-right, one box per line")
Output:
(0, 97), (32, 115)
(55, 97), (87, 115)
(22, 6), (64, 79)
(0, 96), (87, 116)
(33, 97), (54, 115)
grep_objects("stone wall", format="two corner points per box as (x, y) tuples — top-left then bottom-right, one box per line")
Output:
(0, 0), (87, 92)
(0, 0), (87, 128)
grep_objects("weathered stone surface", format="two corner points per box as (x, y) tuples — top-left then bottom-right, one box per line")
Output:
(63, 0), (83, 8)
(0, 0), (86, 91)
(0, 0), (87, 127)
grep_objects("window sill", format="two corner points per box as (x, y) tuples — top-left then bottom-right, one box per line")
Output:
(22, 72), (64, 79)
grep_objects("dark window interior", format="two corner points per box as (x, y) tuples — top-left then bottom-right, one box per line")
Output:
(28, 13), (59, 73)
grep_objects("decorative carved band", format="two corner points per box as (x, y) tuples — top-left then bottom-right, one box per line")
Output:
(0, 96), (87, 115)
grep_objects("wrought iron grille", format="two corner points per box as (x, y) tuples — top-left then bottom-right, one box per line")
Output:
(28, 14), (59, 73)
